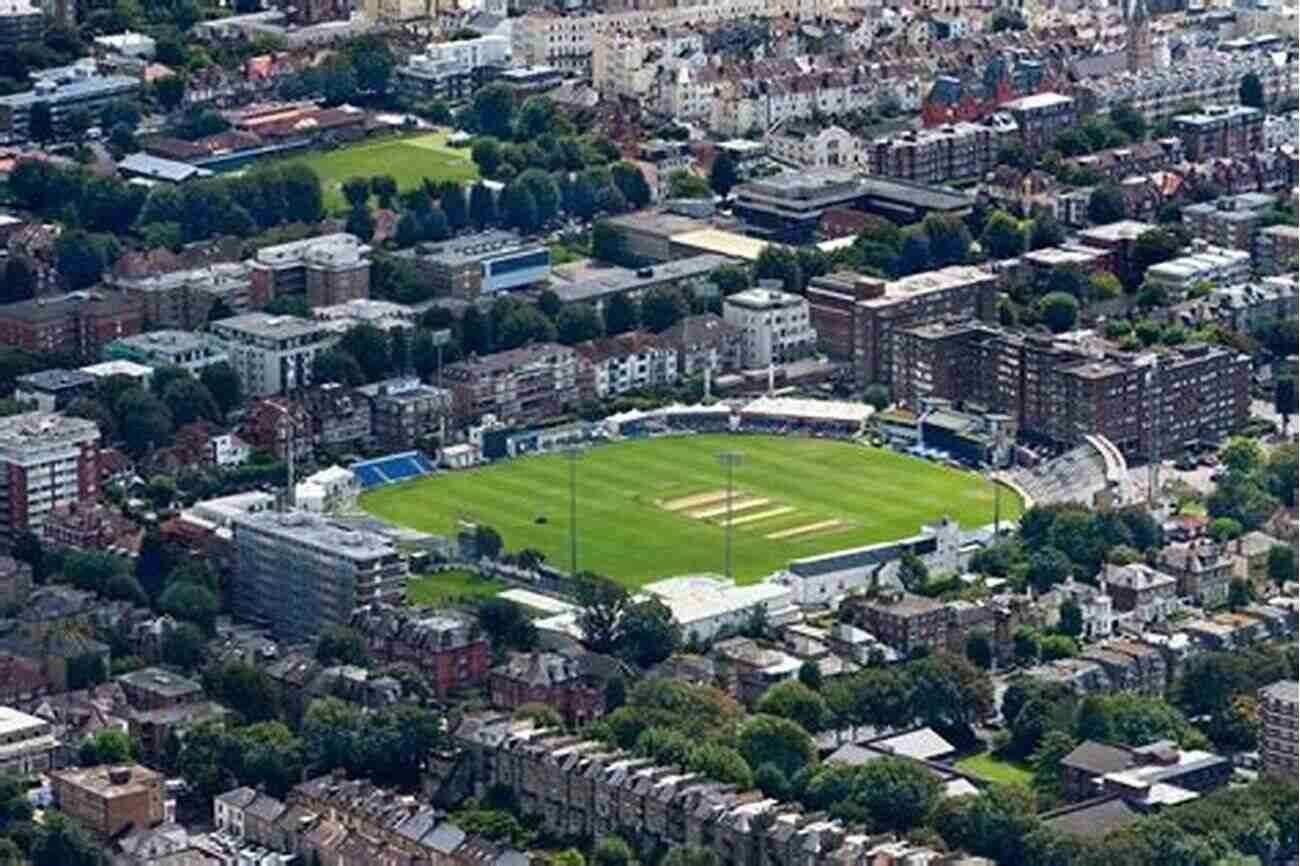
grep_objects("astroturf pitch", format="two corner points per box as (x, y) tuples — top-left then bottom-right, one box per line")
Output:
(361, 434), (1021, 587)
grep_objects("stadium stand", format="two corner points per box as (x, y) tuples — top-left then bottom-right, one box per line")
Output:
(1000, 437), (1130, 508)
(351, 451), (437, 489)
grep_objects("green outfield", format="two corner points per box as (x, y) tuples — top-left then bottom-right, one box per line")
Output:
(362, 435), (1020, 587)
(287, 130), (479, 212)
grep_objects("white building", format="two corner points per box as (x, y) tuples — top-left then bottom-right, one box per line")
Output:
(574, 332), (679, 398)
(0, 413), (99, 543)
(294, 465), (360, 513)
(210, 432), (251, 468)
(79, 360), (153, 386)
(1041, 578), (1115, 640)
(395, 34), (510, 96)
(0, 706), (57, 777)
(1144, 242), (1251, 296)
(1104, 562), (1179, 625)
(767, 123), (862, 169)
(93, 31), (156, 58)
(209, 313), (339, 397)
(722, 287), (817, 368)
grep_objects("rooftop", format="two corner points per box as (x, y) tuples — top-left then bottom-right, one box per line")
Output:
(15, 369), (96, 392)
(725, 287), (805, 310)
(0, 412), (99, 450)
(211, 312), (333, 341)
(52, 763), (161, 797)
(231, 509), (400, 561)
(117, 667), (203, 698)
(398, 230), (541, 269)
(669, 228), (770, 261)
(1260, 680), (1299, 703)
(0, 705), (46, 738)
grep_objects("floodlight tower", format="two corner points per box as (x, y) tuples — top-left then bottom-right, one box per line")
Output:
(565, 446), (584, 575)
(717, 451), (743, 581)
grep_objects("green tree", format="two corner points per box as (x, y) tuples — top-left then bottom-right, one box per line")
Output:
(161, 621), (206, 671)
(1031, 730), (1078, 803)
(477, 597), (537, 650)
(966, 628), (993, 670)
(592, 836), (632, 866)
(591, 220), (628, 266)
(1110, 103), (1148, 141)
(1038, 292), (1080, 333)
(556, 304), (604, 345)
(116, 387), (173, 455)
(345, 204), (375, 242)
(1088, 183), (1128, 224)
(1013, 625), (1040, 665)
(159, 581), (218, 633)
(798, 659), (822, 691)
(668, 171), (712, 199)
(1208, 517), (1244, 543)
(55, 231), (111, 290)
(1239, 72), (1265, 109)
(1028, 546), (1072, 592)
(864, 384), (891, 411)
(922, 213), (972, 267)
(200, 361), (242, 418)
(471, 85), (515, 139)
(604, 292), (638, 335)
(314, 349), (364, 386)
(640, 285), (689, 332)
(617, 597), (680, 667)
(610, 162), (651, 209)
(1028, 213), (1067, 250)
(370, 174), (398, 209)
(709, 151), (739, 196)
(315, 624), (369, 666)
(31, 814), (97, 866)
(1058, 600), (1083, 638)
(738, 714), (816, 778)
(1267, 544), (1297, 587)
(756, 680), (827, 732)
(162, 378), (220, 427)
(341, 176), (372, 208)
(471, 138), (502, 177)
(574, 573), (630, 653)
(155, 75), (185, 110)
(469, 182), (497, 227)
(898, 551), (928, 591)
(1274, 376), (1296, 434)
(980, 210), (1026, 259)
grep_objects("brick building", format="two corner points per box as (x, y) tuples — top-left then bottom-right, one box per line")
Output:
(111, 262), (259, 331)
(488, 651), (605, 727)
(117, 667), (204, 711)
(1103, 563), (1178, 624)
(301, 383), (372, 451)
(807, 266), (997, 385)
(1001, 92), (1076, 151)
(0, 412), (100, 544)
(357, 378), (453, 453)
(249, 233), (371, 309)
(1170, 105), (1264, 161)
(839, 591), (950, 655)
(51, 764), (165, 840)
(1158, 539), (1233, 609)
(350, 603), (490, 696)
(241, 397), (312, 462)
(0, 290), (142, 360)
(443, 343), (581, 426)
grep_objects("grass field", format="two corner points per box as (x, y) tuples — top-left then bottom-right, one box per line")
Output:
(284, 130), (479, 212)
(407, 569), (506, 606)
(955, 753), (1034, 787)
(362, 435), (1020, 587)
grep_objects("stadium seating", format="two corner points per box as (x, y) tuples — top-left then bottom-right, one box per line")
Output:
(1005, 441), (1119, 507)
(351, 451), (436, 490)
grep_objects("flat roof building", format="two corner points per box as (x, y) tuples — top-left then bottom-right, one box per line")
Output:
(0, 705), (56, 777)
(104, 329), (229, 374)
(723, 287), (816, 368)
(210, 313), (338, 397)
(393, 231), (550, 300)
(50, 764), (165, 840)
(249, 232), (371, 309)
(0, 61), (139, 142)
(110, 262), (258, 331)
(14, 369), (97, 412)
(0, 412), (100, 543)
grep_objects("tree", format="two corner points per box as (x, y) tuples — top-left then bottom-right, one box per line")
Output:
(1031, 730), (1078, 802)
(1088, 184), (1128, 225)
(738, 714), (816, 778)
(618, 597), (680, 667)
(155, 75), (185, 110)
(909, 655), (994, 728)
(980, 210), (1026, 259)
(1040, 634), (1078, 661)
(31, 814), (97, 866)
(640, 285), (689, 332)
(604, 293), (638, 335)
(472, 138), (503, 177)
(1028, 213), (1066, 250)
(922, 213), (971, 267)
(28, 101), (53, 143)
(163, 378), (220, 427)
(316, 624), (369, 666)
(1, 257), (36, 304)
(757, 680), (827, 732)
(341, 176), (372, 208)
(864, 384), (890, 411)
(1267, 544), (1297, 587)
(668, 171), (712, 199)
(662, 847), (717, 866)
(338, 324), (392, 383)
(161, 621), (206, 671)
(345, 205), (375, 242)
(754, 245), (803, 290)
(79, 728), (131, 765)
(1208, 517), (1244, 543)
(604, 674), (627, 711)
(472, 85), (516, 139)
(200, 361), (243, 418)
(477, 596), (537, 650)
(55, 231), (110, 290)
(158, 581), (218, 633)
(1240, 72), (1265, 109)
(1013, 625), (1040, 665)
(116, 387), (173, 455)
(1058, 600), (1083, 638)
(574, 573), (629, 653)
(611, 162), (652, 209)
(1227, 577), (1255, 611)
(592, 836), (632, 866)
(1110, 103), (1148, 141)
(314, 349), (364, 386)
(556, 304), (604, 345)
(591, 220), (628, 266)
(1274, 376), (1297, 434)
(966, 628), (993, 670)
(1027, 546), (1072, 592)
(709, 151), (739, 196)
(898, 552), (928, 592)
(469, 182), (496, 228)
(1089, 271), (1123, 301)
(1009, 695), (1054, 757)
(1038, 292), (1080, 333)
(798, 659), (822, 691)
(371, 175), (398, 209)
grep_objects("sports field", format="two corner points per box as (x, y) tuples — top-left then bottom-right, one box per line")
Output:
(362, 435), (1020, 587)
(287, 130), (479, 212)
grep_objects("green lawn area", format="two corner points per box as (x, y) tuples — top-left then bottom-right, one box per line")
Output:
(282, 130), (479, 212)
(407, 569), (506, 606)
(955, 753), (1034, 787)
(362, 435), (1021, 589)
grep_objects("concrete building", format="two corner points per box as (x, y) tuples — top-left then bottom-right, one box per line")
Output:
(644, 575), (797, 643)
(50, 764), (165, 840)
(657, 313), (743, 376)
(0, 0), (44, 50)
(210, 313), (339, 397)
(1170, 104), (1264, 161)
(395, 35), (509, 99)
(357, 377), (452, 452)
(575, 331), (679, 398)
(442, 343), (580, 425)
(1159, 539), (1232, 608)
(0, 412), (99, 543)
(111, 262), (258, 330)
(722, 287), (815, 368)
(1143, 242), (1251, 296)
(1038, 579), (1115, 640)
(1181, 193), (1280, 251)
(1000, 92), (1076, 151)
(1258, 680), (1298, 779)
(313, 298), (417, 334)
(1254, 224), (1299, 276)
(13, 369), (97, 412)
(0, 705), (56, 776)
(231, 510), (408, 643)
(393, 231), (551, 300)
(104, 330), (229, 374)
(867, 122), (1000, 185)
(249, 233), (371, 309)
(0, 61), (139, 142)
(807, 266), (997, 385)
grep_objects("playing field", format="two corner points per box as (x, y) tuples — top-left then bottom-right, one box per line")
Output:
(361, 435), (1020, 587)
(286, 130), (479, 212)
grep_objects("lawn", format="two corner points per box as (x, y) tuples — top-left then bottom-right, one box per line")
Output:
(407, 569), (506, 606)
(955, 753), (1034, 787)
(362, 435), (1020, 588)
(283, 130), (479, 212)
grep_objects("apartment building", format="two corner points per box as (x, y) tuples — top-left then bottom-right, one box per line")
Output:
(488, 652), (606, 727)
(657, 313), (743, 376)
(230, 510), (408, 643)
(891, 322), (1250, 460)
(248, 233), (371, 308)
(1170, 104), (1264, 161)
(722, 287), (816, 368)
(14, 369), (97, 412)
(0, 0), (44, 50)
(575, 331), (679, 398)
(50, 764), (165, 840)
(512, 10), (593, 71)
(591, 27), (704, 100)
(1253, 224), (1299, 276)
(301, 383), (372, 451)
(351, 603), (491, 696)
(442, 343), (580, 425)
(357, 377), (452, 452)
(767, 123), (862, 170)
(1181, 193), (1279, 251)
(0, 290), (142, 360)
(807, 266), (998, 386)
(0, 706), (56, 777)
(1143, 241), (1251, 297)
(866, 122), (1000, 185)
(1258, 680), (1298, 779)
(394, 34), (509, 99)
(1000, 92), (1076, 151)
(840, 590), (950, 655)
(111, 262), (258, 330)
(393, 231), (551, 300)
(209, 313), (339, 397)
(0, 412), (99, 544)
(104, 330), (229, 374)
(0, 61), (139, 142)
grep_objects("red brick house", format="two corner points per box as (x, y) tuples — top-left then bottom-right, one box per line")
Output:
(488, 651), (607, 727)
(350, 603), (490, 696)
